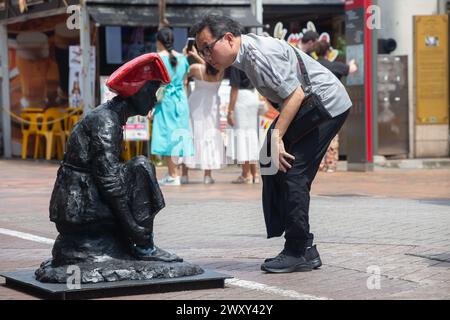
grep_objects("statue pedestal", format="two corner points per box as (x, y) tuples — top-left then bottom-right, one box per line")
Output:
(0, 269), (232, 300)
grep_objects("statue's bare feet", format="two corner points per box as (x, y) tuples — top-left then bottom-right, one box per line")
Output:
(133, 246), (183, 262)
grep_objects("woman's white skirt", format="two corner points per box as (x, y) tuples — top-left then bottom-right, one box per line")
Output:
(226, 89), (260, 163)
(184, 89), (225, 170)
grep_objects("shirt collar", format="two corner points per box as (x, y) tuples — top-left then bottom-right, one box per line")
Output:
(232, 34), (247, 68)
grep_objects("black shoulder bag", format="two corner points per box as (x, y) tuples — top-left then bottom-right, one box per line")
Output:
(283, 48), (333, 144)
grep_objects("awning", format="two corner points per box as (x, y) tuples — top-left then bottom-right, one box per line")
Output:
(87, 4), (263, 28)
(262, 0), (344, 4)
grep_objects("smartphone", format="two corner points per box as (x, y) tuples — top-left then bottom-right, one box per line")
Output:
(187, 37), (195, 52)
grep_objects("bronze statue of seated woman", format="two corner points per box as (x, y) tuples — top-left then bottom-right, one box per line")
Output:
(35, 53), (203, 283)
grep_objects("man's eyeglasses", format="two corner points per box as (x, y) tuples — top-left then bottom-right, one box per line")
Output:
(196, 34), (225, 59)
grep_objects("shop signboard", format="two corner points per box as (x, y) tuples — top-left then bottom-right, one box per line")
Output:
(414, 15), (449, 125)
(69, 45), (95, 109)
(123, 116), (150, 141)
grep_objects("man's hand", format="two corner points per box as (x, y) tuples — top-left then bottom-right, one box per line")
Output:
(271, 86), (304, 172)
(273, 133), (295, 173)
(270, 86), (303, 173)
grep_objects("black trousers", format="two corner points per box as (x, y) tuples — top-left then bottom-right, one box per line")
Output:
(261, 109), (350, 255)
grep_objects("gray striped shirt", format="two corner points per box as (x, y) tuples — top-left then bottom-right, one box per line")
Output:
(232, 33), (352, 118)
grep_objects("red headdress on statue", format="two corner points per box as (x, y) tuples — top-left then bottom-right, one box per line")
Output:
(106, 53), (170, 98)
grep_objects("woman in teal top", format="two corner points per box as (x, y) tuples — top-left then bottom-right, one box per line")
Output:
(151, 27), (193, 186)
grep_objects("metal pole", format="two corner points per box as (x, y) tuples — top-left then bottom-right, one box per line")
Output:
(251, 0), (263, 35)
(159, 0), (169, 28)
(371, 0), (379, 157)
(0, 23), (11, 158)
(80, 1), (94, 116)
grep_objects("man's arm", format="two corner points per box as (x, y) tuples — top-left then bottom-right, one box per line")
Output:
(331, 61), (351, 78)
(227, 86), (238, 126)
(274, 86), (305, 138)
(272, 86), (305, 172)
(228, 67), (243, 127)
(245, 40), (305, 171)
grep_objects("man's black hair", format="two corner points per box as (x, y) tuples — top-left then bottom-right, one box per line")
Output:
(302, 30), (319, 43)
(190, 15), (243, 38)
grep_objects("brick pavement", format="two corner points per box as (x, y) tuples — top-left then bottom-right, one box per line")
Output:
(0, 159), (449, 300)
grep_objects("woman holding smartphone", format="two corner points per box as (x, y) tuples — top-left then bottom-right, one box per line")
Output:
(181, 43), (225, 184)
(151, 27), (194, 186)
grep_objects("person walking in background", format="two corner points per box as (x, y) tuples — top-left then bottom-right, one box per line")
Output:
(150, 27), (193, 186)
(315, 40), (358, 81)
(314, 40), (358, 172)
(181, 47), (225, 184)
(227, 66), (260, 184)
(300, 30), (319, 56)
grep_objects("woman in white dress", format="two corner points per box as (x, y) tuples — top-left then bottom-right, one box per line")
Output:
(227, 66), (260, 184)
(182, 50), (225, 184)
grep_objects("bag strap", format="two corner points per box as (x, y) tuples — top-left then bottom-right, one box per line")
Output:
(291, 46), (312, 94)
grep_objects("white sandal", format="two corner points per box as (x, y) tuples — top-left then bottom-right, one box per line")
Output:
(204, 176), (215, 184)
(232, 176), (253, 184)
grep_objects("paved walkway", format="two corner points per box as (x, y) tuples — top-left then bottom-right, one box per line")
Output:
(0, 159), (449, 300)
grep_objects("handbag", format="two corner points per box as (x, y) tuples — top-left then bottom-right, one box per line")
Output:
(283, 47), (332, 145)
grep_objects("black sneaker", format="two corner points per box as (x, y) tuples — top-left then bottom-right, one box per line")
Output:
(264, 245), (322, 269)
(305, 245), (322, 269)
(260, 252), (312, 273)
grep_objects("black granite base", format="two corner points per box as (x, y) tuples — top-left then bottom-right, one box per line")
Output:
(0, 270), (232, 300)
